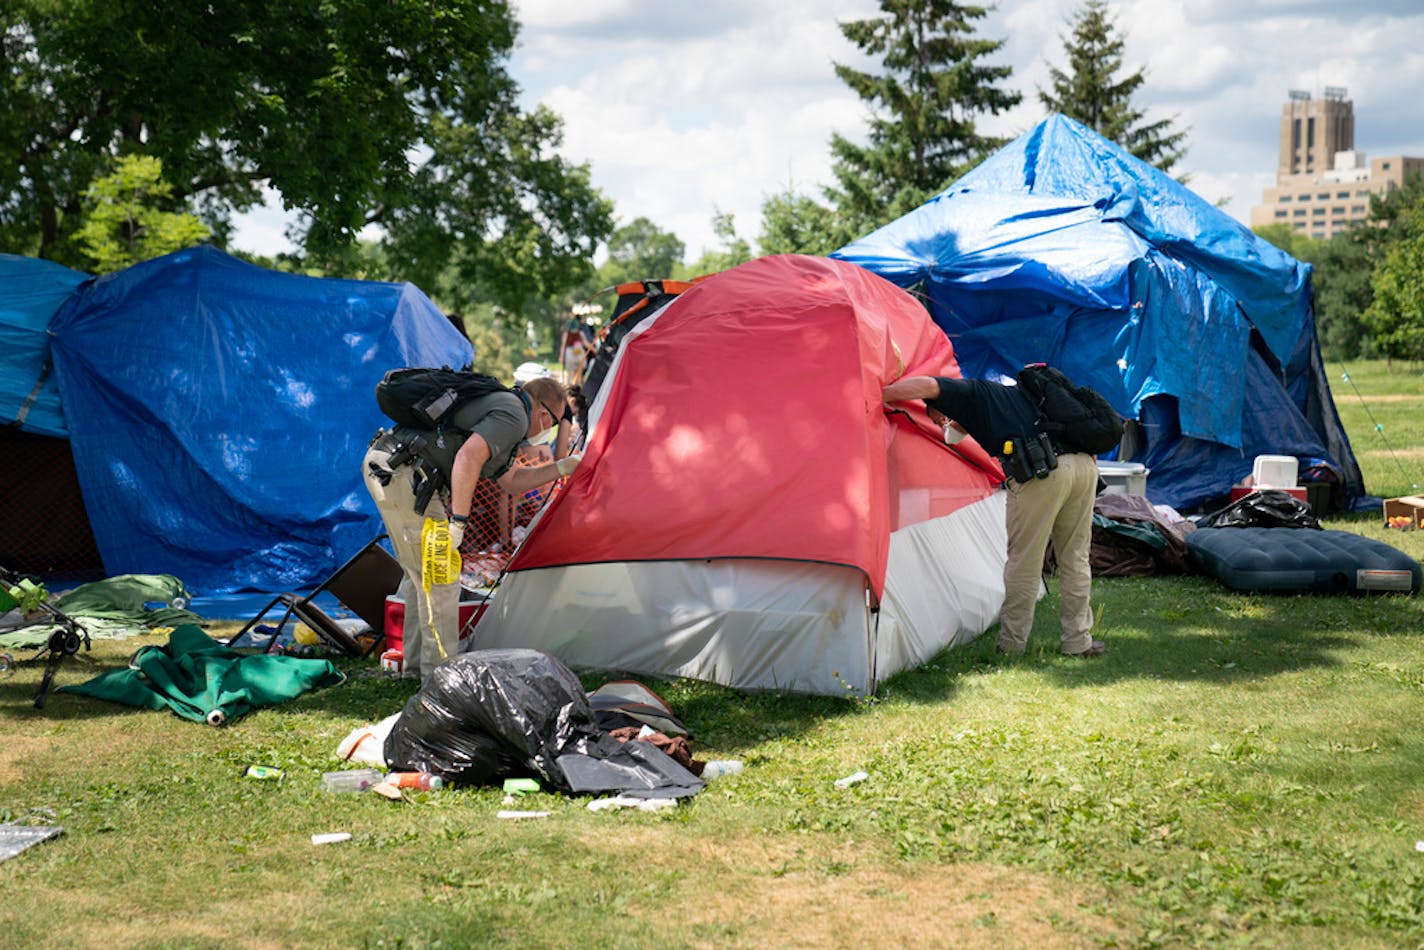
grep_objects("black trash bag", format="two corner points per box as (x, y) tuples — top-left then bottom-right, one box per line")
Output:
(1198, 489), (1322, 530)
(383, 648), (703, 798)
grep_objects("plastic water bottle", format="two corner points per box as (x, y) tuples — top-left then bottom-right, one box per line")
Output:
(700, 760), (744, 780)
(321, 768), (383, 793)
(385, 771), (444, 790)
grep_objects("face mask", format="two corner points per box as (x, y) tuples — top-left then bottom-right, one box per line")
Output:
(530, 426), (556, 446)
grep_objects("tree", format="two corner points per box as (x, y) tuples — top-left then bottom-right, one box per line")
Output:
(1308, 174), (1424, 360)
(826, 1), (1021, 242)
(685, 211), (753, 277)
(1, 0), (611, 310)
(75, 155), (210, 272)
(1039, 0), (1187, 173)
(599, 217), (686, 287)
(1363, 202), (1424, 365)
(757, 188), (840, 256)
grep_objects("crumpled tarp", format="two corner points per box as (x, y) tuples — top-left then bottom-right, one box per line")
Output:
(384, 649), (704, 798)
(56, 624), (344, 725)
(0, 573), (202, 649)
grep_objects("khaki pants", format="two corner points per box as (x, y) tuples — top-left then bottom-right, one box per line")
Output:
(997, 452), (1098, 654)
(362, 440), (459, 678)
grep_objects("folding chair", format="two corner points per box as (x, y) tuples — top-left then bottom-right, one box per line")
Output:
(1, 567), (92, 708)
(233, 536), (403, 657)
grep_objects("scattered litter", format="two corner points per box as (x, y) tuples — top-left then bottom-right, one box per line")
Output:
(834, 770), (870, 788)
(0, 823), (64, 863)
(311, 832), (352, 845)
(1416, 840), (1424, 853)
(321, 768), (383, 793)
(370, 782), (403, 801)
(242, 765), (283, 781)
(497, 810), (550, 820)
(700, 760), (744, 780)
(586, 795), (679, 813)
(503, 777), (541, 796)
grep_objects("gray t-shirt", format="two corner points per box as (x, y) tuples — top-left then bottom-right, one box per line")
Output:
(394, 389), (529, 482)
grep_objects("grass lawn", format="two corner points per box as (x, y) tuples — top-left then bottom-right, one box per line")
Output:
(4, 361), (1424, 948)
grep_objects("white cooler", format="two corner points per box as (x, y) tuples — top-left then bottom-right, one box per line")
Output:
(1096, 460), (1149, 495)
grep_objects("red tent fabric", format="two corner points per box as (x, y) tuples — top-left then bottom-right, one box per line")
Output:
(509, 255), (1000, 597)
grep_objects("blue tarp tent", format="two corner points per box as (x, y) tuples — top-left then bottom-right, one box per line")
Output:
(832, 114), (1365, 512)
(43, 245), (471, 593)
(0, 254), (89, 437)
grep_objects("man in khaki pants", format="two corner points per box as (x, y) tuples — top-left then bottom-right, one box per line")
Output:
(882, 373), (1104, 657)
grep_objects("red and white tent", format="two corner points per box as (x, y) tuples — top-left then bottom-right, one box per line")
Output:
(467, 255), (1007, 695)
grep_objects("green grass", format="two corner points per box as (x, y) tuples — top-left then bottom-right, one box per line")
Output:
(4, 361), (1424, 947)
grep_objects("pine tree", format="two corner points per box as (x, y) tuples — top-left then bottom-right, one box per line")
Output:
(1039, 0), (1187, 173)
(826, 0), (1021, 241)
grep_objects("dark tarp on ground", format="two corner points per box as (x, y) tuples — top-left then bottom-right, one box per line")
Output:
(832, 114), (1366, 514)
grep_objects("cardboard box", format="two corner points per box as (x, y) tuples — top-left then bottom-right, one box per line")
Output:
(1384, 495), (1424, 528)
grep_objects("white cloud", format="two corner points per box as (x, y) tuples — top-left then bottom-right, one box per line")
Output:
(234, 1), (1424, 264)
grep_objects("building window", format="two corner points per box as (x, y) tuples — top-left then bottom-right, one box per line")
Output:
(1293, 119), (1301, 151)
(1332, 207), (1346, 215)
(1294, 209), (1307, 218)
(1312, 208), (1326, 216)
(1312, 232), (1325, 239)
(1297, 193), (1310, 202)
(1383, 161), (1392, 170)
(1337, 191), (1350, 199)
(1308, 117), (1315, 147)
(1317, 193), (1330, 200)
(1280, 195), (1292, 203)
(1352, 205), (1366, 213)
(1275, 210), (1288, 218)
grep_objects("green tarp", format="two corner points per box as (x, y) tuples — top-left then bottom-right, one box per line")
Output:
(57, 624), (344, 725)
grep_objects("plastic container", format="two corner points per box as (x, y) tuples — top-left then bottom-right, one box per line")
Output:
(700, 760), (744, 780)
(321, 768), (383, 793)
(1252, 454), (1298, 488)
(385, 771), (444, 790)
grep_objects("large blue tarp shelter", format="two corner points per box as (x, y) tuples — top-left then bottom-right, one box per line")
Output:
(27, 245), (471, 593)
(832, 114), (1366, 512)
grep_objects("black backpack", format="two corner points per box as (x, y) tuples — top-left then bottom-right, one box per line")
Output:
(1016, 363), (1125, 456)
(375, 367), (512, 430)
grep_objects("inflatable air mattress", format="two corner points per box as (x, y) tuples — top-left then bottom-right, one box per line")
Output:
(1187, 527), (1421, 594)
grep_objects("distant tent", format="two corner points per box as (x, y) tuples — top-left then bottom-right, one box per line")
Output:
(469, 254), (1008, 696)
(832, 113), (1365, 512)
(8, 245), (471, 592)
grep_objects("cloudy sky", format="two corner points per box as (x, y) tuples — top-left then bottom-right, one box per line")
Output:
(232, 0), (1424, 261)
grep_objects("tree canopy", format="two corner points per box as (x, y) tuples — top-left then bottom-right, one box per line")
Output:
(1, 0), (612, 310)
(1039, 0), (1187, 173)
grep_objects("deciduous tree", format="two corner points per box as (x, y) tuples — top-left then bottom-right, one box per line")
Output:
(1, 0), (611, 310)
(75, 155), (210, 273)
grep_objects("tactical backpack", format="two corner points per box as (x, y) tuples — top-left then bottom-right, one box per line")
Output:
(375, 367), (512, 430)
(1016, 363), (1125, 456)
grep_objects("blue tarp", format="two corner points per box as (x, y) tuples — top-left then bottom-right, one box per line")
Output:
(47, 245), (471, 593)
(832, 114), (1365, 512)
(0, 254), (89, 437)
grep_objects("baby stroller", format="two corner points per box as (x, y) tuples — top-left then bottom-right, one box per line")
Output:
(0, 567), (90, 709)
